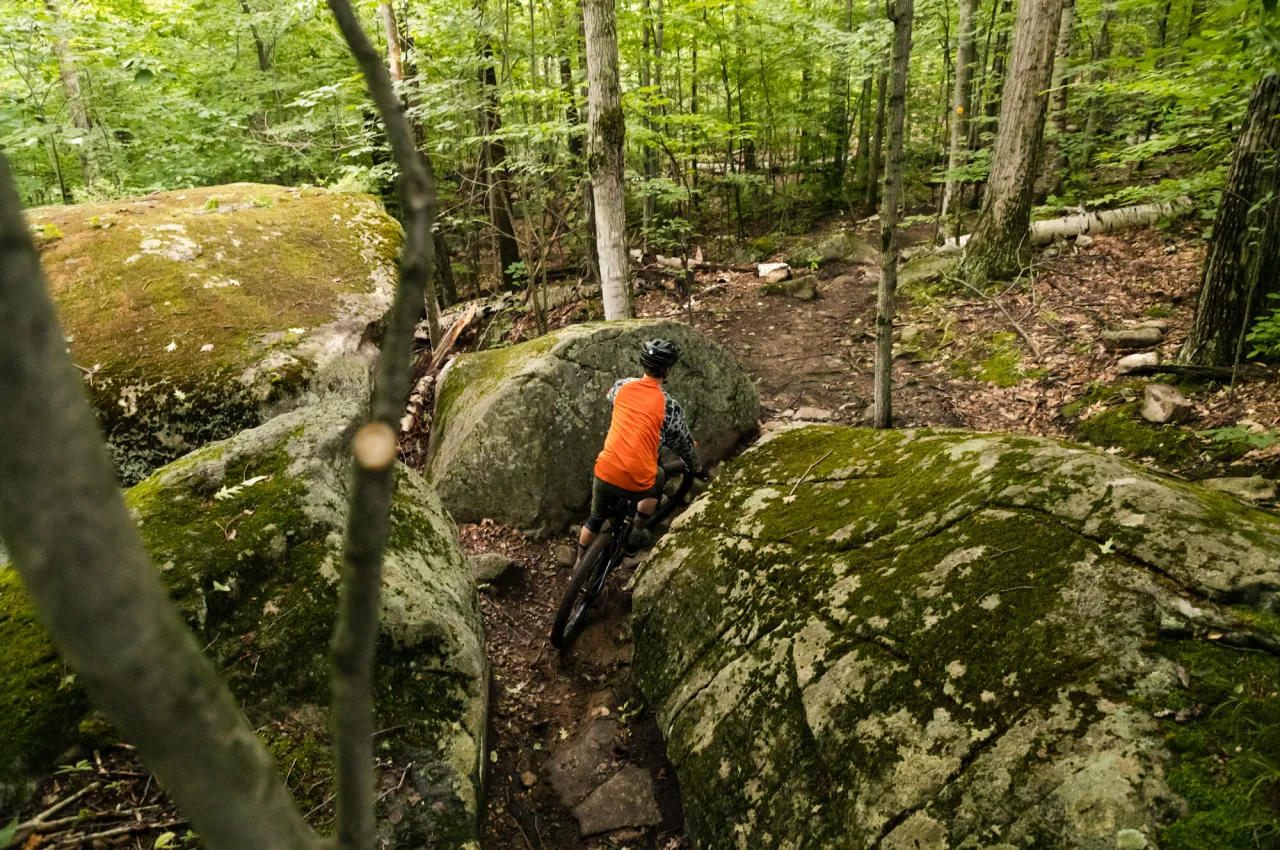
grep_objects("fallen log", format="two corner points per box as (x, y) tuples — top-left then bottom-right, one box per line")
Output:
(923, 199), (1195, 258)
(628, 249), (756, 274)
(1121, 362), (1273, 382)
(402, 303), (478, 434)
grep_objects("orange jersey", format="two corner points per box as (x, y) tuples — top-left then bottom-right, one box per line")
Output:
(594, 376), (698, 492)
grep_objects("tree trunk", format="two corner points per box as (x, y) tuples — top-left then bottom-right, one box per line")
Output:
(865, 71), (888, 213)
(1182, 74), (1280, 366)
(874, 0), (915, 429)
(379, 2), (403, 83)
(960, 0), (1065, 285)
(584, 0), (634, 319)
(942, 0), (979, 219)
(641, 0), (655, 229)
(44, 0), (97, 187)
(1044, 0), (1076, 195)
(980, 1), (1014, 133)
(855, 74), (874, 189)
(435, 229), (458, 307)
(478, 39), (522, 288)
(569, 1), (600, 285)
(826, 0), (855, 202)
(238, 0), (274, 72)
(1079, 0), (1113, 170)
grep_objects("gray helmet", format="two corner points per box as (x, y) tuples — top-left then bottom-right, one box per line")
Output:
(640, 338), (680, 374)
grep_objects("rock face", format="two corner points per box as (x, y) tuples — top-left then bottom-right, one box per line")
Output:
(633, 426), (1280, 850)
(28, 184), (402, 484)
(1, 401), (487, 848)
(425, 320), (759, 534)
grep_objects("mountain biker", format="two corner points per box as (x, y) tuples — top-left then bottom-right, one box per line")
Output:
(572, 339), (703, 568)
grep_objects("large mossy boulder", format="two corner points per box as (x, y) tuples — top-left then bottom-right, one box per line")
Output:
(633, 426), (1280, 850)
(28, 184), (401, 484)
(1, 401), (487, 848)
(424, 320), (759, 534)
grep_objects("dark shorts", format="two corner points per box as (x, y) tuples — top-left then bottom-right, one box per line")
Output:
(585, 468), (666, 533)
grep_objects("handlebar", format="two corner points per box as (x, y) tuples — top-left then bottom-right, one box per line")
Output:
(652, 459), (698, 527)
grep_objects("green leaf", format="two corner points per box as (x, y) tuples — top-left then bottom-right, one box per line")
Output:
(133, 67), (155, 84)
(154, 831), (177, 848)
(212, 580), (231, 592)
(1099, 538), (1116, 554)
(0, 820), (18, 846)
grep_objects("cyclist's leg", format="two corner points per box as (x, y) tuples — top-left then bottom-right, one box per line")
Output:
(577, 477), (632, 567)
(626, 466), (665, 554)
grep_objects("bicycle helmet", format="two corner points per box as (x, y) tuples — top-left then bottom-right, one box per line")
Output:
(639, 338), (681, 376)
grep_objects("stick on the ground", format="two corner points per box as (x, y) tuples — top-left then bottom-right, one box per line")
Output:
(324, 2), (441, 849)
(955, 278), (1044, 361)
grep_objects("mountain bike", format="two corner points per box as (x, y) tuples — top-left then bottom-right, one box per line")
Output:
(551, 459), (696, 653)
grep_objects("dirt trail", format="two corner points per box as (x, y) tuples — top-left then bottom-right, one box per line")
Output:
(465, 522), (686, 850)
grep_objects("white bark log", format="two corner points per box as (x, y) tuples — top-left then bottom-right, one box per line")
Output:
(933, 200), (1191, 255)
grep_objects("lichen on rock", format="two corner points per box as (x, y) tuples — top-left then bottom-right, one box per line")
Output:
(425, 320), (760, 534)
(633, 425), (1280, 849)
(0, 400), (487, 847)
(27, 183), (402, 484)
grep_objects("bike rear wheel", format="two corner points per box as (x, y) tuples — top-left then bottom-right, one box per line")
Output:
(551, 532), (614, 652)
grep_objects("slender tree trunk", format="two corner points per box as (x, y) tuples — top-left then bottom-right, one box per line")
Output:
(44, 0), (97, 187)
(1079, 0), (1113, 170)
(826, 0), (855, 204)
(1182, 74), (1280, 366)
(866, 71), (888, 213)
(584, 0), (634, 319)
(641, 0), (654, 229)
(855, 74), (873, 188)
(961, 0), (1065, 285)
(1044, 0), (1076, 195)
(569, 1), (600, 285)
(942, 0), (979, 219)
(379, 2), (403, 83)
(478, 36), (522, 288)
(238, 0), (274, 72)
(874, 0), (915, 429)
(981, 1), (1014, 131)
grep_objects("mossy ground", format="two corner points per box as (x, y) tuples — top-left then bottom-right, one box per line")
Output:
(950, 331), (1049, 387)
(1063, 381), (1249, 473)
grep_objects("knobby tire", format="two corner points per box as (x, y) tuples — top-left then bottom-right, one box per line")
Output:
(551, 531), (614, 652)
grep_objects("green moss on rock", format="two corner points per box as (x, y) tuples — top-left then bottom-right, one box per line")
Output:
(633, 426), (1280, 849)
(0, 401), (486, 847)
(426, 320), (759, 533)
(27, 184), (402, 484)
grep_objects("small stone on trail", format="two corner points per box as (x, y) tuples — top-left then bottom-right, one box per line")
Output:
(758, 262), (790, 280)
(470, 552), (516, 583)
(831, 274), (859, 287)
(1202, 476), (1278, 502)
(546, 716), (619, 809)
(554, 545), (577, 568)
(572, 765), (662, 837)
(793, 407), (838, 422)
(1101, 326), (1164, 351)
(1075, 234), (1094, 248)
(520, 771), (538, 789)
(1117, 352), (1160, 375)
(899, 324), (925, 345)
(761, 275), (819, 301)
(1141, 383), (1194, 424)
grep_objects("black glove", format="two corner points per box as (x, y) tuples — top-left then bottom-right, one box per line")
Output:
(695, 466), (713, 482)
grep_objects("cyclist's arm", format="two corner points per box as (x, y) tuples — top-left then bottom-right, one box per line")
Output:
(660, 395), (700, 472)
(606, 378), (633, 405)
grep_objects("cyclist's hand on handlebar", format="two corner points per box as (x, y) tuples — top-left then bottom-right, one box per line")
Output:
(695, 466), (714, 482)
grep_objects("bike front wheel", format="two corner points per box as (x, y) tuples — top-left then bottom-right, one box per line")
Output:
(551, 532), (614, 652)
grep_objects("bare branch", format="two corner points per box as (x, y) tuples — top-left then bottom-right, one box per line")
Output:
(324, 1), (443, 848)
(0, 157), (322, 850)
